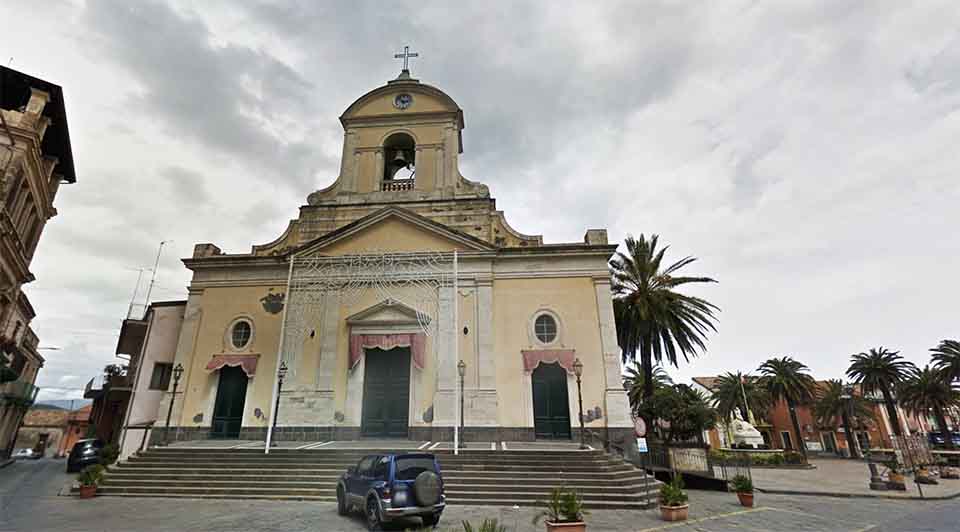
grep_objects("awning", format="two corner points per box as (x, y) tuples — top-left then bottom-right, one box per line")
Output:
(521, 349), (576, 374)
(205, 354), (259, 377)
(349, 333), (425, 371)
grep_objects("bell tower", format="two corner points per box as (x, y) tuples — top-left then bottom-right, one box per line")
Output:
(308, 49), (488, 206)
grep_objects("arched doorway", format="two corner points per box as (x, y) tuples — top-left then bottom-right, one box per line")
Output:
(532, 362), (571, 439)
(211, 366), (248, 439)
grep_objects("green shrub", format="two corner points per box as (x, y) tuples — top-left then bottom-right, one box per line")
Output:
(730, 474), (753, 493)
(98, 443), (119, 466)
(658, 474), (688, 507)
(77, 464), (105, 487)
(462, 519), (507, 532)
(783, 451), (804, 465)
(532, 486), (589, 524)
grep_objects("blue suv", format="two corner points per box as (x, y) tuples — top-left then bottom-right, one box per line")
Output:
(337, 453), (445, 530)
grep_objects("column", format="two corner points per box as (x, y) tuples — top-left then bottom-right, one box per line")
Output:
(593, 276), (632, 429)
(472, 277), (498, 426)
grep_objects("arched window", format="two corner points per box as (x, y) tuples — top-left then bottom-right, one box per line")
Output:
(382, 132), (416, 187)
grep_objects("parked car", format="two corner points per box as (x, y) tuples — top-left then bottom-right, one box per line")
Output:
(337, 453), (445, 530)
(927, 431), (960, 448)
(13, 448), (40, 460)
(66, 439), (104, 473)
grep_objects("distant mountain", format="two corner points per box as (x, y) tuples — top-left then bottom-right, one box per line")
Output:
(34, 399), (91, 411)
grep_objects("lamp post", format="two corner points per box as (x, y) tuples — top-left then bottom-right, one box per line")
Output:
(162, 363), (184, 445)
(457, 359), (466, 450)
(573, 358), (586, 450)
(271, 361), (288, 447)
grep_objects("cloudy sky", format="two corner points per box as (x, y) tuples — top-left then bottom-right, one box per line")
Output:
(3, 1), (958, 400)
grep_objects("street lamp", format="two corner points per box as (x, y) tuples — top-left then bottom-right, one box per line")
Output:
(271, 361), (288, 447)
(457, 359), (466, 449)
(162, 363), (184, 445)
(572, 358), (586, 450)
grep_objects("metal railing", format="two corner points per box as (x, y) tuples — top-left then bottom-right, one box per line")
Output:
(0, 379), (39, 405)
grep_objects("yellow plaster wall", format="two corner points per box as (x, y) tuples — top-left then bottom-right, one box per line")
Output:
(319, 217), (464, 255)
(350, 92), (452, 117)
(177, 285), (286, 429)
(492, 277), (606, 428)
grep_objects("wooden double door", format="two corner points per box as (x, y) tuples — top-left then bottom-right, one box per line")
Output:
(532, 362), (572, 439)
(361, 347), (411, 438)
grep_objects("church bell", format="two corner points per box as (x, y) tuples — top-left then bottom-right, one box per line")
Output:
(392, 149), (408, 166)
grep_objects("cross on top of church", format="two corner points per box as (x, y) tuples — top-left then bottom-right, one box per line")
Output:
(394, 46), (419, 72)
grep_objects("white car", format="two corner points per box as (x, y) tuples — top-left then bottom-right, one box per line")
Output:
(13, 448), (39, 459)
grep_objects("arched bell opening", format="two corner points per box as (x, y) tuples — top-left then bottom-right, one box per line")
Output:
(382, 132), (416, 183)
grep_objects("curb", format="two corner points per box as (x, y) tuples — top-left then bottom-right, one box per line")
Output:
(756, 487), (960, 501)
(0, 459), (14, 470)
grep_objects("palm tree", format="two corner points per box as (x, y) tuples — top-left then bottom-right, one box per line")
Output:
(898, 365), (960, 450)
(711, 372), (771, 423)
(610, 234), (718, 428)
(623, 363), (673, 413)
(931, 339), (960, 384)
(758, 357), (817, 459)
(846, 348), (915, 437)
(813, 380), (875, 458)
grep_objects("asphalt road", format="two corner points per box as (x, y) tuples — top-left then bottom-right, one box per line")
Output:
(0, 458), (957, 531)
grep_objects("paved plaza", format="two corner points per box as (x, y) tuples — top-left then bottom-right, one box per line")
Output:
(752, 458), (960, 499)
(2, 458), (959, 531)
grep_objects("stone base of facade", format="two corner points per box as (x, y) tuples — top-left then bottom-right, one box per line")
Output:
(149, 426), (636, 447)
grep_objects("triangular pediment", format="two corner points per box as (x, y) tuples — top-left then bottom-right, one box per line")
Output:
(346, 299), (428, 326)
(292, 206), (495, 257)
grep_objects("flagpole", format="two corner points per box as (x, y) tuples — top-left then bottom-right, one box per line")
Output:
(265, 257), (295, 454)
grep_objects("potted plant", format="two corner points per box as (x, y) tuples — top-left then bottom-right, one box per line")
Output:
(532, 486), (588, 531)
(77, 464), (105, 499)
(885, 459), (906, 490)
(730, 474), (754, 507)
(938, 459), (959, 479)
(658, 474), (689, 522)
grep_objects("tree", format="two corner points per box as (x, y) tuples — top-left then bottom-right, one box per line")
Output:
(758, 357), (816, 459)
(610, 234), (718, 428)
(898, 365), (960, 450)
(638, 384), (717, 443)
(931, 339), (960, 384)
(813, 380), (875, 458)
(711, 372), (771, 423)
(846, 347), (915, 437)
(623, 363), (673, 413)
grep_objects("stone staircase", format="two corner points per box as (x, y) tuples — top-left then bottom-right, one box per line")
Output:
(97, 447), (656, 509)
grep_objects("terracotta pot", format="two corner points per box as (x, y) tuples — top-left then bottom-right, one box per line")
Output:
(888, 472), (905, 484)
(940, 467), (959, 479)
(736, 491), (754, 507)
(78, 485), (97, 499)
(659, 504), (689, 522)
(545, 521), (586, 532)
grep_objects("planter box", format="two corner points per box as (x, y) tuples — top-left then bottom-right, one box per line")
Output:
(736, 492), (754, 507)
(659, 504), (689, 522)
(545, 521), (586, 532)
(78, 485), (97, 499)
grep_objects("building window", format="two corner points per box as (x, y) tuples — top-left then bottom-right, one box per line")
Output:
(149, 363), (173, 390)
(231, 320), (253, 350)
(534, 314), (558, 344)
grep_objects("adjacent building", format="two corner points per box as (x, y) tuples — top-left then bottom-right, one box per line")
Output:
(0, 66), (76, 458)
(12, 403), (90, 457)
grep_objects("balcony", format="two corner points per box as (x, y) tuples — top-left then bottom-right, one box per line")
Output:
(381, 179), (414, 192)
(84, 372), (132, 399)
(0, 379), (39, 407)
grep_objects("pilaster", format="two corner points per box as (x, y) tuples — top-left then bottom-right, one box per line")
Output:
(593, 276), (631, 428)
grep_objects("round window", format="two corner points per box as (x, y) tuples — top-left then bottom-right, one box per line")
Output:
(534, 314), (558, 344)
(231, 320), (252, 349)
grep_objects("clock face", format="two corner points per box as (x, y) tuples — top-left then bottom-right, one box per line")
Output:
(394, 93), (413, 110)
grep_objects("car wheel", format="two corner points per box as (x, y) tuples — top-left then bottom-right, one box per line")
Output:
(366, 497), (381, 531)
(336, 487), (348, 516)
(422, 513), (440, 528)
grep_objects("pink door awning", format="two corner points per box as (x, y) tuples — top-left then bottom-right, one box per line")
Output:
(205, 354), (259, 377)
(349, 333), (426, 371)
(521, 349), (576, 374)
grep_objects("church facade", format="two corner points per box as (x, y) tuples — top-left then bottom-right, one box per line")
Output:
(156, 68), (631, 445)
